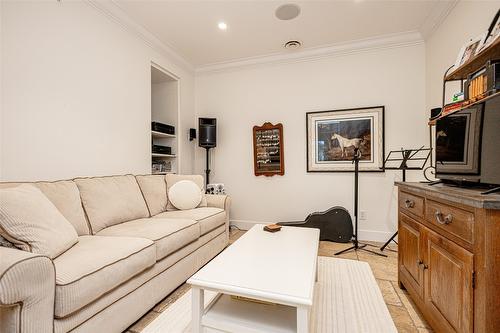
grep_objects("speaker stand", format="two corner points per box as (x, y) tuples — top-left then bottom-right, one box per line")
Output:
(204, 147), (211, 190)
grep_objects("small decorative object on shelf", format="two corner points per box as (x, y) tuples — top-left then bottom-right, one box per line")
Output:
(152, 160), (171, 174)
(446, 30), (500, 81)
(206, 183), (225, 195)
(452, 91), (464, 102)
(253, 122), (284, 176)
(454, 33), (487, 68)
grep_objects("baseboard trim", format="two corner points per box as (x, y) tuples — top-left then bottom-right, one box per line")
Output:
(230, 220), (268, 231)
(358, 229), (397, 243)
(230, 220), (397, 243)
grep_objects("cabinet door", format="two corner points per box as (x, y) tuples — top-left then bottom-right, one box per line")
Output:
(398, 213), (424, 298)
(424, 228), (473, 333)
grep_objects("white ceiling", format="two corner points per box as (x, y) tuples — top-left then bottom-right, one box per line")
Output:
(114, 0), (455, 68)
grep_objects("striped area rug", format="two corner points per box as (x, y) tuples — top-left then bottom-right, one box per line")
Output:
(142, 256), (396, 333)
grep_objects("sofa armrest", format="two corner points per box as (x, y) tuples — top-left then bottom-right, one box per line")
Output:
(206, 195), (231, 239)
(206, 194), (231, 212)
(0, 247), (55, 333)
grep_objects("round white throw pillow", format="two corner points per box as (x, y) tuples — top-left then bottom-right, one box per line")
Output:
(168, 180), (202, 210)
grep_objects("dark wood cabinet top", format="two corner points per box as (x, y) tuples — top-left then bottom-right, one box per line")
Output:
(395, 182), (500, 209)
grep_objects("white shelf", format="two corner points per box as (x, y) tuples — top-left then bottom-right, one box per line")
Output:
(152, 153), (176, 158)
(151, 130), (175, 139)
(202, 294), (296, 333)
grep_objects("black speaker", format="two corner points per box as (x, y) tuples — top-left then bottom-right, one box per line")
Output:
(199, 118), (217, 148)
(189, 128), (196, 141)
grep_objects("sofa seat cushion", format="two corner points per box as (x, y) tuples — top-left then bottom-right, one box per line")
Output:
(154, 207), (225, 235)
(96, 218), (200, 261)
(53, 235), (155, 318)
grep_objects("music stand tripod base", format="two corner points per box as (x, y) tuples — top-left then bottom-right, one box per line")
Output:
(380, 231), (398, 252)
(334, 241), (388, 257)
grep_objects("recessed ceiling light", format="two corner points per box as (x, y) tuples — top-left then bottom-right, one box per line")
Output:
(218, 22), (227, 30)
(275, 3), (301, 21)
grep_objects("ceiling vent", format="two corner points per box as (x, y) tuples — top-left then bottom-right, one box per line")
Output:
(275, 4), (301, 21)
(284, 40), (302, 50)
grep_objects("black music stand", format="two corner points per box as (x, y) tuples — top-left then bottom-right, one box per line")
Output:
(334, 148), (387, 258)
(379, 147), (431, 252)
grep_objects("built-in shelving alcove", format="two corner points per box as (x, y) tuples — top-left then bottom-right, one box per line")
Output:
(151, 64), (180, 174)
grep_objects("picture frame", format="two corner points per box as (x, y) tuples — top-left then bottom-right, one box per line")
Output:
(306, 106), (385, 172)
(454, 33), (487, 68)
(253, 122), (284, 176)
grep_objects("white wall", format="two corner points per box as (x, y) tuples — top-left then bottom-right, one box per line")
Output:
(426, 1), (499, 111)
(195, 45), (427, 241)
(0, 1), (196, 181)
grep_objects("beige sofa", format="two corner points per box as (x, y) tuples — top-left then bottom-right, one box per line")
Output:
(0, 174), (230, 333)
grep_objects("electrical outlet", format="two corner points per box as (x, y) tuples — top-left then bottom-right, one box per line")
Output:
(359, 210), (367, 220)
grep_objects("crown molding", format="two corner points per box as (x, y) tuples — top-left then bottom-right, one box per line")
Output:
(84, 0), (447, 76)
(86, 0), (194, 74)
(419, 0), (458, 39)
(196, 31), (424, 75)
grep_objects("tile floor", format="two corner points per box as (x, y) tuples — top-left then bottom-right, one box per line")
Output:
(126, 228), (432, 333)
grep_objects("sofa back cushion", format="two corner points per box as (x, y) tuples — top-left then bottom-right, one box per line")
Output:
(166, 174), (207, 211)
(135, 175), (168, 216)
(0, 181), (90, 235)
(0, 184), (78, 258)
(74, 175), (149, 233)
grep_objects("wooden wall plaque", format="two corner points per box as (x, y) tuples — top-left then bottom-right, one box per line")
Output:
(253, 122), (284, 176)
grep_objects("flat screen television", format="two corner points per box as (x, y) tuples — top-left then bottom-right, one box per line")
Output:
(435, 96), (500, 186)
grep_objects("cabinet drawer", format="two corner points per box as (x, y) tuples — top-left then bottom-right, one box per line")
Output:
(399, 191), (424, 218)
(425, 200), (474, 244)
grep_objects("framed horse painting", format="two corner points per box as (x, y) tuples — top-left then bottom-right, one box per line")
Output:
(306, 106), (385, 172)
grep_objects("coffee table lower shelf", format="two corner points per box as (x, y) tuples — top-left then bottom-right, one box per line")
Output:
(201, 293), (299, 333)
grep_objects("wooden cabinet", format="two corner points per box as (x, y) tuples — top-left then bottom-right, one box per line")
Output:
(398, 213), (424, 298)
(396, 183), (499, 333)
(424, 228), (473, 333)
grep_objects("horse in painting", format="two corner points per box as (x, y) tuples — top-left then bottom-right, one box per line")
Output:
(331, 133), (364, 157)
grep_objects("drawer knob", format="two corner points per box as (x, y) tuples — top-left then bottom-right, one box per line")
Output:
(435, 211), (453, 225)
(404, 199), (415, 208)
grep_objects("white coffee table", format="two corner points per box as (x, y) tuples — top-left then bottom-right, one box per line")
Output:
(188, 225), (320, 333)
